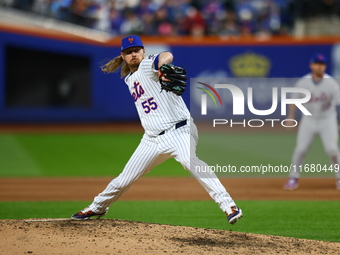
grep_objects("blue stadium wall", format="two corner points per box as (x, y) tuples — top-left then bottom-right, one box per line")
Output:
(0, 26), (339, 122)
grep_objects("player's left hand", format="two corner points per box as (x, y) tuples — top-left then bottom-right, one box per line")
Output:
(158, 64), (187, 96)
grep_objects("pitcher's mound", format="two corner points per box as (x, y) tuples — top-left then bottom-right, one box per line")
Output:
(1, 219), (339, 254)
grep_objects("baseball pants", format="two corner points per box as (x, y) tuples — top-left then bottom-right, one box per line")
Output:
(88, 120), (236, 215)
(289, 115), (340, 179)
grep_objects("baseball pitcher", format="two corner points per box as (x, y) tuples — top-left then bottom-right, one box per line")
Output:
(284, 53), (340, 190)
(71, 35), (243, 224)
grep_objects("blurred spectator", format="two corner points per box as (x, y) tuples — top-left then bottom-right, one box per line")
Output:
(179, 6), (206, 36)
(2, 0), (339, 36)
(108, 5), (124, 34)
(293, 0), (340, 19)
(11, 0), (35, 11)
(120, 9), (144, 35)
(32, 0), (52, 16)
(201, 0), (225, 34)
(219, 10), (240, 36)
(153, 7), (174, 35)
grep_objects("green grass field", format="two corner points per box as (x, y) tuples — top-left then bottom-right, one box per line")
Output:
(0, 132), (339, 243)
(0, 132), (334, 177)
(0, 133), (186, 177)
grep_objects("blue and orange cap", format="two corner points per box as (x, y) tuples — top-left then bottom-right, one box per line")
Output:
(121, 35), (144, 52)
(310, 53), (326, 64)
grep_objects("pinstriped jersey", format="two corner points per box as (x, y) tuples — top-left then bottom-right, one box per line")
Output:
(292, 73), (340, 119)
(124, 54), (190, 136)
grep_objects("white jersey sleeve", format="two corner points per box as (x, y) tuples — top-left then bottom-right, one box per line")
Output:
(124, 54), (190, 136)
(139, 54), (159, 82)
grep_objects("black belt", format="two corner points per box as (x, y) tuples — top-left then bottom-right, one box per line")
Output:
(159, 120), (187, 135)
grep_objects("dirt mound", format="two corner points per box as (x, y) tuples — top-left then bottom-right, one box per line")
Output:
(1, 219), (339, 255)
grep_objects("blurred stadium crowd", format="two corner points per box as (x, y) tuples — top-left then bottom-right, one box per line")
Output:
(1, 0), (340, 36)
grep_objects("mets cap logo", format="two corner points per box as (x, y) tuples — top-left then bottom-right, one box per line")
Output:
(318, 54), (324, 61)
(128, 37), (134, 43)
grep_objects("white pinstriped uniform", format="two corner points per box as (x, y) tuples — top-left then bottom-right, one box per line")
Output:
(87, 54), (237, 215)
(289, 74), (340, 179)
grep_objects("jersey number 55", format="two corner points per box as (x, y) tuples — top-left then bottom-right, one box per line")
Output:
(142, 97), (158, 113)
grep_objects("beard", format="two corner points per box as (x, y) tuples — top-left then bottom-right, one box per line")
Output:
(128, 58), (141, 68)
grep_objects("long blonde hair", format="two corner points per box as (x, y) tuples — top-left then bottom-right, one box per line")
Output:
(101, 55), (131, 78)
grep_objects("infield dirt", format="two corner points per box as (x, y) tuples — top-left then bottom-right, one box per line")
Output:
(1, 177), (340, 254)
(1, 218), (340, 255)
